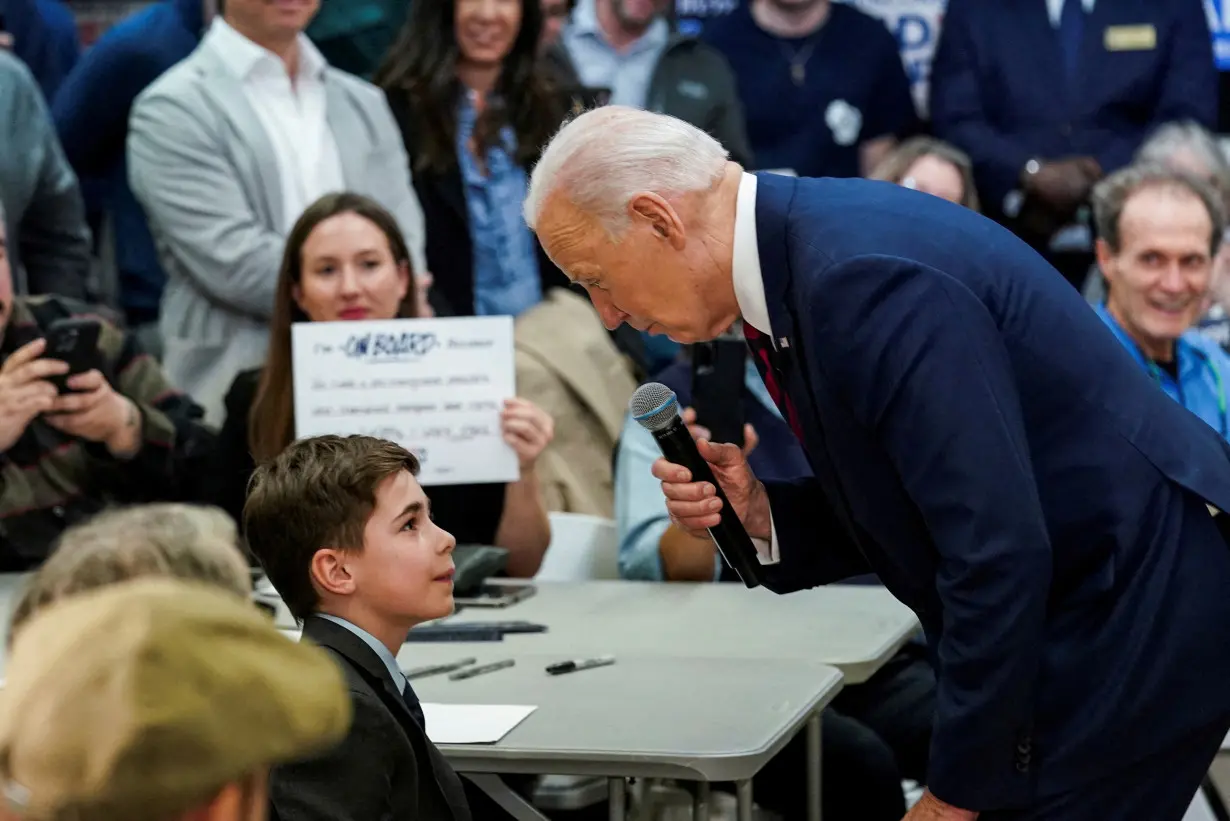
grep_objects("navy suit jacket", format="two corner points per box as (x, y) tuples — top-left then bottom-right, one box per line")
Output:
(750, 172), (1230, 811)
(929, 0), (1216, 210)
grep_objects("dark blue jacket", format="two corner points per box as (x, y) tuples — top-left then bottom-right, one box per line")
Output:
(653, 360), (811, 485)
(929, 0), (1217, 210)
(50, 0), (204, 324)
(0, 0), (79, 100)
(750, 172), (1230, 811)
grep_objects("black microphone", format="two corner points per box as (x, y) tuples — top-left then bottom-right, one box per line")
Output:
(630, 382), (762, 588)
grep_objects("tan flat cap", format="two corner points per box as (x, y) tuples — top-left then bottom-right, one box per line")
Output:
(0, 578), (351, 821)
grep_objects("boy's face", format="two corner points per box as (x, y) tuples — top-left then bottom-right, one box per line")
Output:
(350, 470), (457, 624)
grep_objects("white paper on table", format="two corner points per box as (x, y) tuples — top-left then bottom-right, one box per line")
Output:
(291, 317), (519, 486)
(422, 703), (537, 744)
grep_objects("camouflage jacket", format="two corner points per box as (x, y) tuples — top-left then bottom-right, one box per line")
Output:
(0, 296), (215, 569)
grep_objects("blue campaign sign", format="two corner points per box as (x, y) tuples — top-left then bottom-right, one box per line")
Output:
(843, 0), (947, 116)
(1209, 0), (1230, 70)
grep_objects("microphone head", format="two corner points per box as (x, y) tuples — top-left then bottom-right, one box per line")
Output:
(630, 382), (681, 433)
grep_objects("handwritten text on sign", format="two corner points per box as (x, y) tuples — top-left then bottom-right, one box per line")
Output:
(291, 317), (519, 487)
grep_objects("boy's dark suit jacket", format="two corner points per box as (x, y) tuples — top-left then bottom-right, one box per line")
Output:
(269, 616), (472, 821)
(747, 172), (1230, 813)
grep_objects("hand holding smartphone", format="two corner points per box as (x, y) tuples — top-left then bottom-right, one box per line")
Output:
(39, 319), (103, 394)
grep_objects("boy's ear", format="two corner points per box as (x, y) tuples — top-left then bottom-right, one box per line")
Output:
(310, 548), (356, 597)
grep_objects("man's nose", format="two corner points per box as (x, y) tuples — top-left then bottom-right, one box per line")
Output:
(598, 303), (628, 331)
(1158, 263), (1190, 293)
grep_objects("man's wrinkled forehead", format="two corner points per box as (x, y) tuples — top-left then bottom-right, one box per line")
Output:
(536, 196), (605, 279)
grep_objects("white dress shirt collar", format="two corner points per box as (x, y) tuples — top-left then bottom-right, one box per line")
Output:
(316, 614), (408, 694)
(1046, 0), (1096, 26)
(732, 172), (772, 337)
(204, 17), (328, 83)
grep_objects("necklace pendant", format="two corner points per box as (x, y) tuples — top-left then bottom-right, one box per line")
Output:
(791, 62), (806, 86)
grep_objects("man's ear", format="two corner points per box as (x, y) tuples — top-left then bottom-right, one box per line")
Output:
(310, 548), (356, 597)
(628, 193), (687, 249)
(1094, 237), (1117, 290)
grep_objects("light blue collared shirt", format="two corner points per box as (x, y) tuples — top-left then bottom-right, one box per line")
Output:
(615, 359), (780, 581)
(456, 90), (543, 318)
(317, 614), (407, 694)
(561, 0), (670, 109)
(1095, 303), (1230, 440)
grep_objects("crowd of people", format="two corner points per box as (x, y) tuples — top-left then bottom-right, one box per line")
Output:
(0, 0), (1226, 819)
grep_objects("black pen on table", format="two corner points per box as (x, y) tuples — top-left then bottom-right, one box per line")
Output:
(449, 659), (516, 680)
(545, 655), (616, 676)
(404, 657), (478, 680)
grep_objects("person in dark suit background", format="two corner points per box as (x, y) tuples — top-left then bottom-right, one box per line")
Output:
(244, 434), (472, 821)
(930, 0), (1217, 287)
(375, 0), (571, 319)
(525, 106), (1230, 821)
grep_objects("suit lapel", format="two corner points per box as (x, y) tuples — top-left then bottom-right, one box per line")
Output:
(302, 617), (418, 727)
(325, 75), (368, 189)
(193, 48), (285, 231)
(750, 173), (868, 554)
(751, 173), (798, 350)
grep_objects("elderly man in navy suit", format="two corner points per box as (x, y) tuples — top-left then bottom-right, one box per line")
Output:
(524, 106), (1230, 821)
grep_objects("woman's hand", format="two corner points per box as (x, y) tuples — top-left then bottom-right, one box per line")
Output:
(500, 398), (554, 472)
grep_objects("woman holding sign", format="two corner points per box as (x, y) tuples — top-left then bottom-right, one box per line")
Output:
(205, 193), (556, 577)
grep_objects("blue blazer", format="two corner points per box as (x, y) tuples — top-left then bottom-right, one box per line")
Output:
(929, 0), (1216, 210)
(51, 0), (205, 323)
(751, 172), (1230, 811)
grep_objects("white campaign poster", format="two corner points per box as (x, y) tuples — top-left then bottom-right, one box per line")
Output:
(842, 0), (947, 118)
(291, 317), (519, 487)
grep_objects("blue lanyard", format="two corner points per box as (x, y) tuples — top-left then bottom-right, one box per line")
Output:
(1145, 352), (1228, 439)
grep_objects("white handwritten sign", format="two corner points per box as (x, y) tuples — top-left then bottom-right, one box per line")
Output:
(291, 317), (519, 487)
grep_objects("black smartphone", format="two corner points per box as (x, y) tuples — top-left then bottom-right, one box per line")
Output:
(40, 318), (103, 393)
(692, 338), (746, 448)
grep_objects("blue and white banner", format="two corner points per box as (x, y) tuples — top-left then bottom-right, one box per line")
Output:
(843, 0), (948, 117)
(1208, 0), (1230, 71)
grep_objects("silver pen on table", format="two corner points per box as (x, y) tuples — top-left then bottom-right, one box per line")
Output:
(404, 657), (478, 680)
(449, 658), (516, 681)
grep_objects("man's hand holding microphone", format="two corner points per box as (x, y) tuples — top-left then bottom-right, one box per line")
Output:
(651, 406), (770, 541)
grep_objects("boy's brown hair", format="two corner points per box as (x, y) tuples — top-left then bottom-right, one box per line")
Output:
(10, 503), (251, 643)
(243, 435), (421, 622)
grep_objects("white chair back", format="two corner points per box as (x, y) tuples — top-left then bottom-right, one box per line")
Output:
(534, 513), (619, 581)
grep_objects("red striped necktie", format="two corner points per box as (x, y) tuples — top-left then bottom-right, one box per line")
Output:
(742, 324), (805, 441)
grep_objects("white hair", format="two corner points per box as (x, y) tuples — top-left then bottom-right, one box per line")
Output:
(524, 106), (730, 236)
(1136, 120), (1230, 197)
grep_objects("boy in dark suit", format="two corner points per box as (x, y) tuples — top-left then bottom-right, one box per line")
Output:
(244, 434), (471, 821)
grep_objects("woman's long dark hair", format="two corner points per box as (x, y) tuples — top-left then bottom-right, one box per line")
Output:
(248, 193), (418, 463)
(375, 0), (565, 174)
